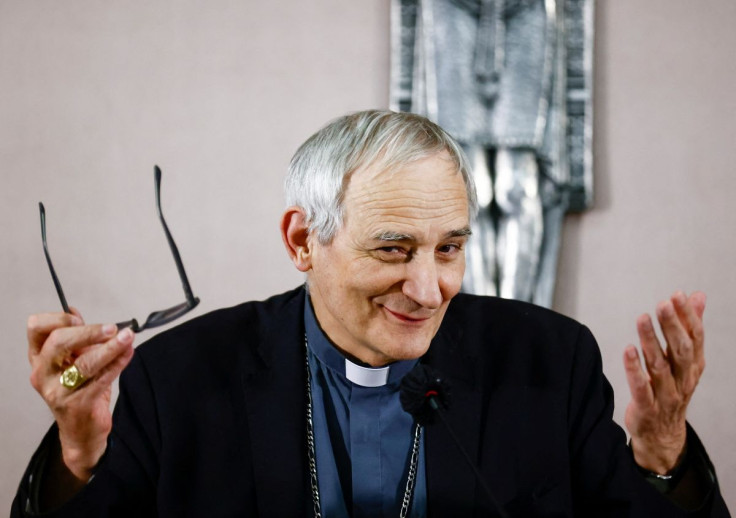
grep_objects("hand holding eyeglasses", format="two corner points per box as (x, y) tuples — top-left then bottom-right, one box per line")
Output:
(27, 166), (199, 507)
(27, 310), (135, 500)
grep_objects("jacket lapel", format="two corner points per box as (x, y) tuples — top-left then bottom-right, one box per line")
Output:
(424, 302), (485, 514)
(235, 288), (311, 516)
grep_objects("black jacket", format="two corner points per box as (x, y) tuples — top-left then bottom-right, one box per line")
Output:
(13, 287), (730, 516)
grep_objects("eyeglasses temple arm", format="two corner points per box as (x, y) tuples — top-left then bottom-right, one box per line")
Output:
(116, 319), (141, 332)
(39, 203), (71, 314)
(153, 166), (197, 304)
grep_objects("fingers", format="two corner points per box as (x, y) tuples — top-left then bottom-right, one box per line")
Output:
(36, 323), (120, 371)
(660, 291), (704, 357)
(636, 314), (679, 406)
(657, 292), (705, 396)
(657, 298), (689, 360)
(688, 291), (706, 320)
(34, 328), (135, 407)
(73, 329), (135, 399)
(87, 337), (135, 392)
(29, 322), (135, 400)
(56, 329), (134, 408)
(27, 312), (83, 358)
(626, 291), (705, 411)
(623, 346), (654, 409)
(678, 292), (706, 368)
(69, 307), (86, 325)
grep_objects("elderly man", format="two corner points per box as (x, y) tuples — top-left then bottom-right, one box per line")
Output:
(13, 111), (728, 516)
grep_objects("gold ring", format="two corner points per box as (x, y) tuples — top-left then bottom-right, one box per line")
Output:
(60, 364), (87, 390)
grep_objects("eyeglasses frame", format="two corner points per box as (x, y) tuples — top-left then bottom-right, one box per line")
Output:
(39, 165), (200, 333)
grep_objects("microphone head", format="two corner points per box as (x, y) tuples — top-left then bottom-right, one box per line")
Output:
(400, 363), (451, 425)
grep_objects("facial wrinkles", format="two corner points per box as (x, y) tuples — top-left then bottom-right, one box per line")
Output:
(350, 184), (468, 239)
(349, 152), (464, 200)
(352, 180), (465, 210)
(379, 291), (435, 318)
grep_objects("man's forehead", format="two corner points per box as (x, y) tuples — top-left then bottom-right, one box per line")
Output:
(345, 154), (465, 203)
(350, 150), (457, 182)
(334, 151), (470, 241)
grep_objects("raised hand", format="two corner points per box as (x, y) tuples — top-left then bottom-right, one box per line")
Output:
(623, 291), (706, 474)
(27, 309), (135, 482)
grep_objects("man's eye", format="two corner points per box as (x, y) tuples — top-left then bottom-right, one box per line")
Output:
(374, 246), (411, 261)
(437, 243), (462, 254)
(378, 246), (405, 254)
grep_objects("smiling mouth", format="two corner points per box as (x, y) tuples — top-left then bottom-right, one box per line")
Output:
(384, 307), (431, 323)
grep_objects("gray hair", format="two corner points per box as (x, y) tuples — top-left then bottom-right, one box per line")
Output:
(285, 110), (478, 244)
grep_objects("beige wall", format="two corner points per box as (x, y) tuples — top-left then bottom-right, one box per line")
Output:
(1, 0), (733, 510)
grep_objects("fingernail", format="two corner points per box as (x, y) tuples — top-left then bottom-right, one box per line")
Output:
(102, 323), (117, 336)
(117, 328), (133, 343)
(626, 348), (638, 360)
(70, 316), (84, 326)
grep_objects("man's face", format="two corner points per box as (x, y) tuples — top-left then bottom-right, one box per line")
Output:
(307, 152), (470, 367)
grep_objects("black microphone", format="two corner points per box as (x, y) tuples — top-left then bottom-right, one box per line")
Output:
(400, 364), (510, 518)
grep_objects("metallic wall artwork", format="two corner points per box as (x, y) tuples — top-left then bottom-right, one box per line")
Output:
(390, 0), (594, 307)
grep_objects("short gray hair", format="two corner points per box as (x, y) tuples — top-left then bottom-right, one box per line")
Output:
(285, 110), (478, 244)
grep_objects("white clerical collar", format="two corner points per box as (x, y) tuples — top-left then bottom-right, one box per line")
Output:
(344, 359), (390, 387)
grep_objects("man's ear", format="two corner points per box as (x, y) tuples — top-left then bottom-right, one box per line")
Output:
(280, 206), (313, 272)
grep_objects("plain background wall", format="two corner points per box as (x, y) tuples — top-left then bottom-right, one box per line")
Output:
(1, 0), (734, 511)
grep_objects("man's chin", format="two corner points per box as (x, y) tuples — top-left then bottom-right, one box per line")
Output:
(381, 337), (433, 363)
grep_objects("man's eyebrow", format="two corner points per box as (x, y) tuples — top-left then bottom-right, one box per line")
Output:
(371, 227), (472, 242)
(445, 227), (472, 239)
(373, 230), (415, 242)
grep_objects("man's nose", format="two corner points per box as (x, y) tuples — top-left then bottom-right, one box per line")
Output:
(402, 253), (443, 309)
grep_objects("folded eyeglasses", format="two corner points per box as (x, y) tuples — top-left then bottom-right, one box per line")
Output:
(39, 166), (200, 332)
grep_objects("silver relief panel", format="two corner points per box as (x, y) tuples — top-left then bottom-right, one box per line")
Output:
(390, 0), (594, 307)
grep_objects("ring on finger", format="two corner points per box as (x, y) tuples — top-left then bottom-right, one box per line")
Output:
(60, 364), (87, 390)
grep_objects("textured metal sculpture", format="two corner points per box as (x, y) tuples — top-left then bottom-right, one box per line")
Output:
(390, 0), (594, 307)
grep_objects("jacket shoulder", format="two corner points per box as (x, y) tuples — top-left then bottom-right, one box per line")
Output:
(127, 286), (305, 376)
(441, 294), (599, 385)
(447, 293), (587, 340)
